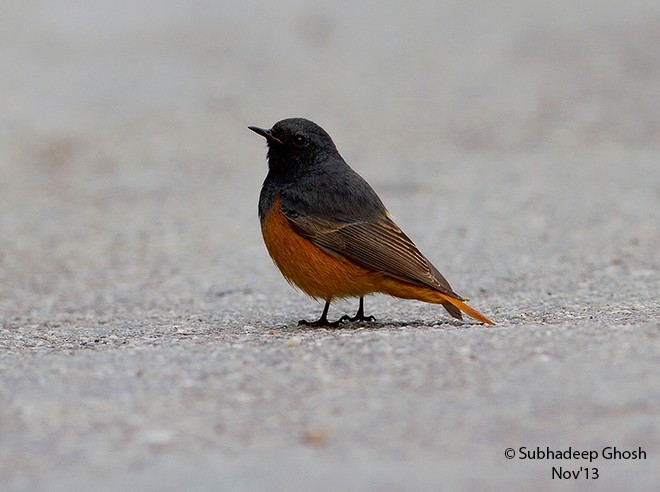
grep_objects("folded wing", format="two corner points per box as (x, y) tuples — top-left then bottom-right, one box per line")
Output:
(283, 208), (463, 301)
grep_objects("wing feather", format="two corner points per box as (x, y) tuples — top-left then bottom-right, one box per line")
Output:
(285, 211), (461, 299)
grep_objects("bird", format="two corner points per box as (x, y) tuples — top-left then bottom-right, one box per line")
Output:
(249, 118), (494, 327)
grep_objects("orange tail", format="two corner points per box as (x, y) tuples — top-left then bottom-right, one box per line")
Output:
(376, 276), (495, 325)
(440, 294), (495, 325)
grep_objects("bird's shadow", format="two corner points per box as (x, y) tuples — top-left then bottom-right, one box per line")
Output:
(287, 318), (482, 331)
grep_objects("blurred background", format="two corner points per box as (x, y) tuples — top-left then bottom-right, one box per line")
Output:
(1, 0), (657, 320)
(1, 1), (659, 490)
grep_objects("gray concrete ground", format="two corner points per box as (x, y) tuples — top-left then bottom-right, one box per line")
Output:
(1, 1), (659, 490)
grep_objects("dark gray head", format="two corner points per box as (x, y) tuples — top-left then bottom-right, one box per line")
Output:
(249, 118), (340, 175)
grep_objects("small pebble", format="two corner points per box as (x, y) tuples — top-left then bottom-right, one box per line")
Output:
(301, 429), (329, 446)
(286, 336), (302, 347)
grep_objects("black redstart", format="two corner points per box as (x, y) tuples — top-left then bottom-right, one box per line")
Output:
(250, 118), (494, 326)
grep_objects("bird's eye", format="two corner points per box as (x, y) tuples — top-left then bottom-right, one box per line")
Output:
(293, 134), (308, 147)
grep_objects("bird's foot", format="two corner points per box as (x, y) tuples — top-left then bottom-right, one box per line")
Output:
(338, 314), (376, 323)
(339, 297), (376, 323)
(298, 317), (343, 328)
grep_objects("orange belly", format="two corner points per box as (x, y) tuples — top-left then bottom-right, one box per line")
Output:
(261, 198), (451, 303)
(261, 198), (494, 324)
(261, 199), (378, 300)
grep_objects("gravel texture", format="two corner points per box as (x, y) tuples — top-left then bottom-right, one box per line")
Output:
(1, 1), (658, 491)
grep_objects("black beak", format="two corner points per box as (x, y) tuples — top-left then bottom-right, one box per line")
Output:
(249, 126), (284, 144)
(248, 126), (272, 139)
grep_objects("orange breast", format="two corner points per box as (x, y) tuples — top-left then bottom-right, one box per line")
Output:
(260, 198), (476, 312)
(261, 198), (384, 300)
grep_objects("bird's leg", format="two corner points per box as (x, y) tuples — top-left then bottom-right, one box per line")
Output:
(340, 297), (376, 323)
(298, 300), (343, 327)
